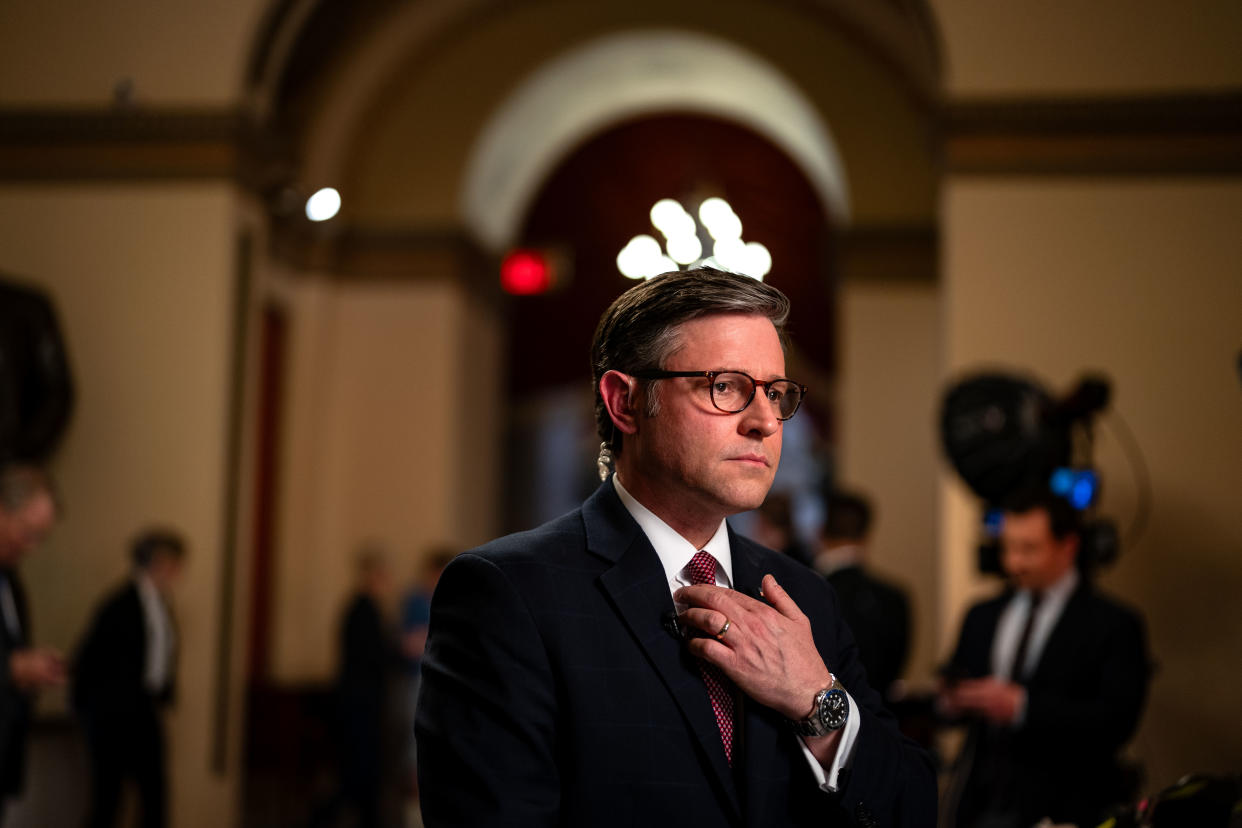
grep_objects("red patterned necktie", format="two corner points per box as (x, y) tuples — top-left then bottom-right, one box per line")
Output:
(685, 549), (735, 765)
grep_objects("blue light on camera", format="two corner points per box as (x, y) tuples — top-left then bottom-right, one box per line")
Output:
(1050, 468), (1074, 495)
(1070, 472), (1098, 510)
(1050, 467), (1098, 510)
(983, 508), (1004, 537)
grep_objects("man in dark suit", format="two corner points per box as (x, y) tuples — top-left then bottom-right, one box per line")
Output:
(72, 529), (186, 828)
(417, 267), (935, 827)
(940, 489), (1150, 828)
(319, 547), (403, 828)
(814, 489), (911, 700)
(0, 465), (64, 825)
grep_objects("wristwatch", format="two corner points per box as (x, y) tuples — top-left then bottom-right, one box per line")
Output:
(792, 674), (849, 738)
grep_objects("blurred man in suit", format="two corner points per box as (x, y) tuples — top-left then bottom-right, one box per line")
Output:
(813, 489), (910, 701)
(417, 267), (935, 827)
(751, 491), (814, 568)
(0, 465), (63, 825)
(940, 488), (1150, 828)
(334, 548), (402, 828)
(73, 529), (185, 828)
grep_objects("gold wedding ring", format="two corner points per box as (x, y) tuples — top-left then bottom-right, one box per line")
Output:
(714, 618), (731, 640)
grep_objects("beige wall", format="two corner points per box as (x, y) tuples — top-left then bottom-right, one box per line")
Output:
(932, 0), (1242, 95)
(19, 0), (1237, 110)
(0, 0), (267, 105)
(940, 178), (1242, 777)
(836, 279), (941, 684)
(0, 183), (246, 826)
(269, 274), (501, 682)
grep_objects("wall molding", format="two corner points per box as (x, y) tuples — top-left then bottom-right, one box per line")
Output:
(0, 107), (288, 188)
(945, 90), (1242, 176)
(837, 224), (938, 283)
(268, 224), (488, 279)
(3, 89), (1238, 188)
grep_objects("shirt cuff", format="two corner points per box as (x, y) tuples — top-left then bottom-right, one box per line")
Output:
(798, 691), (861, 793)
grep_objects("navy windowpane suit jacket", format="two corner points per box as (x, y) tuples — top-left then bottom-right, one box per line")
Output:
(416, 481), (935, 827)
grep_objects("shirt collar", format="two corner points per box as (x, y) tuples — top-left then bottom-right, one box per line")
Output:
(1017, 564), (1079, 610)
(135, 570), (161, 605)
(611, 474), (733, 588)
(1041, 565), (1079, 606)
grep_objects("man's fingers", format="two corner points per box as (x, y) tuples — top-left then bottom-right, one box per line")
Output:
(675, 578), (808, 630)
(675, 583), (754, 614)
(678, 608), (733, 640)
(759, 574), (806, 622)
(953, 680), (999, 708)
(685, 635), (734, 668)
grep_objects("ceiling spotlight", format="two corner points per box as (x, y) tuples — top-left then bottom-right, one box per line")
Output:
(305, 187), (341, 222)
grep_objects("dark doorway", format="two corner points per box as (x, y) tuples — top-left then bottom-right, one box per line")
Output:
(241, 304), (338, 826)
(248, 303), (285, 684)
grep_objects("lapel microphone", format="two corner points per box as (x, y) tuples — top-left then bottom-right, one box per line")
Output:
(661, 611), (683, 640)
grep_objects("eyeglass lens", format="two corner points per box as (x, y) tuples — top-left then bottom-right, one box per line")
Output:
(711, 372), (802, 419)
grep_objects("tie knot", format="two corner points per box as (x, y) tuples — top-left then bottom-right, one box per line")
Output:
(685, 550), (719, 586)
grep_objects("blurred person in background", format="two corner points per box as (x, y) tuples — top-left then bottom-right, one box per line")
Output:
(314, 546), (404, 828)
(939, 487), (1150, 828)
(813, 489), (910, 702)
(750, 490), (814, 568)
(72, 528), (186, 828)
(0, 464), (63, 826)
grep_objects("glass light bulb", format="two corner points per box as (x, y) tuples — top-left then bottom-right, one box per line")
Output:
(666, 234), (703, 265)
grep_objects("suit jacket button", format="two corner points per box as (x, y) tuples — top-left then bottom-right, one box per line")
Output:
(853, 803), (877, 827)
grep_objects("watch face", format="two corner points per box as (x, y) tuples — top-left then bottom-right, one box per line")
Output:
(819, 688), (848, 730)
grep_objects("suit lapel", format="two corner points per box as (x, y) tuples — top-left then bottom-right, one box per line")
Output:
(586, 482), (742, 818)
(730, 534), (791, 823)
(1, 568), (29, 647)
(1028, 581), (1089, 683)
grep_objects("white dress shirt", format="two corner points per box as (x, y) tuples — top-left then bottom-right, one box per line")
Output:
(991, 566), (1079, 724)
(613, 474), (859, 792)
(135, 571), (175, 694)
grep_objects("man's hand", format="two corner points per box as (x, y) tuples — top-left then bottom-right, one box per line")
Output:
(941, 677), (1024, 726)
(403, 627), (429, 660)
(675, 573), (832, 721)
(9, 647), (66, 691)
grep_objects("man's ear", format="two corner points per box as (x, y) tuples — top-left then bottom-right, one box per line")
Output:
(599, 370), (640, 436)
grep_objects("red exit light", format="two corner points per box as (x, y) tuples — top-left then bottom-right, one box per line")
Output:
(500, 249), (552, 295)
